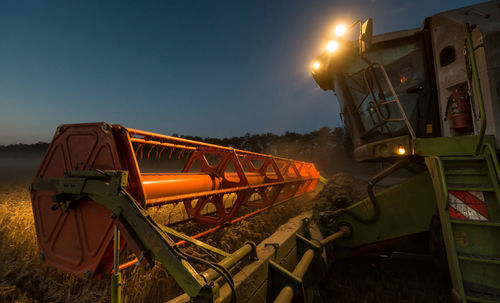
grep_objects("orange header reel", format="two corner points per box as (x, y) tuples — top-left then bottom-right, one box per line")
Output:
(31, 122), (319, 278)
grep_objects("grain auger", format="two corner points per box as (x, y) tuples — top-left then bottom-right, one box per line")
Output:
(30, 122), (320, 302)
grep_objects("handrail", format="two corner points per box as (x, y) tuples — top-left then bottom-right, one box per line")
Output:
(362, 62), (416, 139)
(465, 23), (486, 155)
(432, 156), (450, 209)
(363, 64), (391, 121)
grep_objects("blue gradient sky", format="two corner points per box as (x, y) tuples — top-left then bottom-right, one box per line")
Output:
(0, 0), (483, 144)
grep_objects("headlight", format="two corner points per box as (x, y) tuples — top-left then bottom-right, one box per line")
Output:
(334, 24), (347, 36)
(326, 40), (339, 53)
(396, 145), (406, 155)
(312, 61), (321, 70)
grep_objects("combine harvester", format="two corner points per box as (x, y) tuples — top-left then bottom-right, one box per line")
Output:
(311, 1), (500, 302)
(31, 1), (500, 302)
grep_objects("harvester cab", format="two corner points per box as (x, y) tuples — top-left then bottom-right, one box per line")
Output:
(312, 1), (500, 301)
(312, 1), (500, 161)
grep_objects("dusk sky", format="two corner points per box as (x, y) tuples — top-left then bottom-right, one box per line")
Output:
(0, 0), (484, 145)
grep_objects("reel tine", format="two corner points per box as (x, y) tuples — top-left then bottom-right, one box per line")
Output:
(158, 146), (166, 159)
(147, 145), (155, 160)
(136, 144), (144, 160)
(134, 144), (141, 158)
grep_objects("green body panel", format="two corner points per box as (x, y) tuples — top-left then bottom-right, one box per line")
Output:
(353, 135), (497, 162)
(333, 172), (437, 248)
(413, 136), (496, 157)
(353, 135), (411, 162)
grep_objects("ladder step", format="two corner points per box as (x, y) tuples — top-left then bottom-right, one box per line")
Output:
(466, 295), (500, 303)
(450, 220), (500, 228)
(447, 185), (495, 192)
(458, 254), (500, 265)
(465, 282), (500, 303)
(441, 155), (486, 161)
(445, 169), (489, 176)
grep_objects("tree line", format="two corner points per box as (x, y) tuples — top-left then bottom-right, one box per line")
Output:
(0, 142), (49, 158)
(0, 127), (352, 173)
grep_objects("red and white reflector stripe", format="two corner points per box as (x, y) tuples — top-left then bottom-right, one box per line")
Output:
(448, 191), (489, 221)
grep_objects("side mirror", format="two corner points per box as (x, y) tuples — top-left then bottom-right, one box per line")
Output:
(359, 18), (373, 55)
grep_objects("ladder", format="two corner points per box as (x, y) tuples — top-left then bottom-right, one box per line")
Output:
(426, 143), (500, 302)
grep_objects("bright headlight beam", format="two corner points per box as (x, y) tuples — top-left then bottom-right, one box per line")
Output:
(326, 41), (339, 53)
(313, 61), (321, 70)
(334, 24), (347, 36)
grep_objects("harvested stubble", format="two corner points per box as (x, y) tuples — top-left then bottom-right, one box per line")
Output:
(317, 173), (369, 204)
